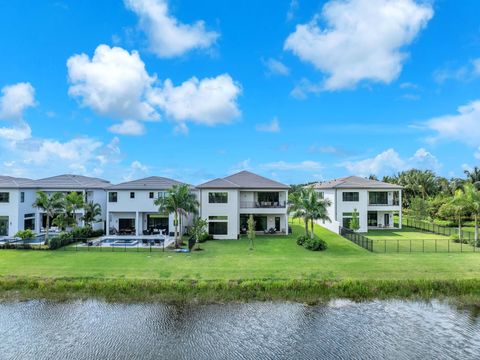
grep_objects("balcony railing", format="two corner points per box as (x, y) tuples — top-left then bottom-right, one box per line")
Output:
(240, 201), (286, 209)
(368, 201), (400, 206)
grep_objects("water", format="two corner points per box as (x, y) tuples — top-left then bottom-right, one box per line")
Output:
(0, 299), (479, 359)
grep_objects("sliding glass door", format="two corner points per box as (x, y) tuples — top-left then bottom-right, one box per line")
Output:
(0, 216), (8, 236)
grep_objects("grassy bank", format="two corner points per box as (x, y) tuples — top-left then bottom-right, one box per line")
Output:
(1, 222), (480, 303)
(2, 277), (480, 305)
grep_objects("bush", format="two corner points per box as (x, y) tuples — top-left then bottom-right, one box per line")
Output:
(450, 234), (468, 244)
(198, 233), (212, 243)
(296, 235), (308, 246)
(48, 232), (74, 250)
(303, 237), (328, 251)
(70, 227), (104, 240)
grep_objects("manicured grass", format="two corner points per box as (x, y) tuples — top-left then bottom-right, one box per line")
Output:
(1, 223), (480, 282)
(366, 227), (477, 253)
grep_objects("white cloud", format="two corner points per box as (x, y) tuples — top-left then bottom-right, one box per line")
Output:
(124, 0), (219, 58)
(475, 150), (480, 160)
(284, 0), (433, 90)
(260, 160), (323, 171)
(474, 59), (480, 75)
(425, 100), (480, 146)
(67, 44), (158, 122)
(108, 119), (146, 136)
(230, 159), (252, 173)
(255, 117), (280, 132)
(123, 160), (148, 181)
(173, 123), (189, 135)
(148, 74), (241, 125)
(0, 123), (32, 141)
(343, 148), (440, 176)
(263, 58), (290, 76)
(433, 59), (480, 83)
(0, 82), (36, 120)
(286, 0), (299, 21)
(290, 78), (322, 99)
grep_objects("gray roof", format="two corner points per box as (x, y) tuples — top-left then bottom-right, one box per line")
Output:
(0, 176), (34, 189)
(312, 176), (402, 190)
(197, 171), (290, 189)
(108, 176), (187, 190)
(31, 174), (110, 189)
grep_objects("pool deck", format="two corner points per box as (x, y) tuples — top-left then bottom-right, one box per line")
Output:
(86, 235), (176, 248)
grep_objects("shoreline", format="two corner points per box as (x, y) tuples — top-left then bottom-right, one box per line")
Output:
(1, 277), (480, 306)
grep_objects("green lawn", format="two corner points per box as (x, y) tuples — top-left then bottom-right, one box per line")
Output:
(1, 223), (480, 281)
(366, 228), (477, 253)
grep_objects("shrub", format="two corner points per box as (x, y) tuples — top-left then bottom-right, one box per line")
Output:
(48, 232), (74, 250)
(303, 238), (328, 251)
(198, 233), (212, 243)
(296, 235), (308, 246)
(450, 234), (468, 244)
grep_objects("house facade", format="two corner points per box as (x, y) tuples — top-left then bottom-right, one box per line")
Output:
(312, 176), (403, 234)
(197, 171), (290, 239)
(0, 174), (109, 238)
(106, 176), (194, 237)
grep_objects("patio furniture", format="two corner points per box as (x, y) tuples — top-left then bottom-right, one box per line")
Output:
(143, 230), (149, 236)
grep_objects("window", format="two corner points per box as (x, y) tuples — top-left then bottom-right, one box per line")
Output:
(0, 192), (9, 203)
(130, 192), (135, 199)
(393, 191), (400, 206)
(342, 192), (359, 202)
(20, 192), (25, 203)
(342, 212), (353, 229)
(149, 192), (154, 199)
(257, 192), (279, 203)
(108, 192), (117, 202)
(0, 216), (8, 236)
(157, 191), (167, 199)
(209, 192), (228, 203)
(369, 192), (388, 205)
(209, 222), (228, 235)
(209, 216), (228, 221)
(317, 191), (324, 199)
(367, 211), (378, 227)
(24, 213), (35, 231)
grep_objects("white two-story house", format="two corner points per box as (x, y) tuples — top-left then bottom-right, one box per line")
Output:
(312, 176), (403, 233)
(106, 176), (194, 236)
(0, 174), (109, 238)
(197, 171), (290, 239)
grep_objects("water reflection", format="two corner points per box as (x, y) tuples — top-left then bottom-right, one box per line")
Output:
(0, 300), (479, 359)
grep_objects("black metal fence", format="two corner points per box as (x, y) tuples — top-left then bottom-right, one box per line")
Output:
(369, 238), (478, 253)
(340, 227), (373, 252)
(403, 217), (475, 242)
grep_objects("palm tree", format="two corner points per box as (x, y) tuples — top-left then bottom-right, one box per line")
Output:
(304, 189), (332, 239)
(154, 184), (199, 247)
(288, 188), (310, 237)
(82, 202), (102, 229)
(464, 167), (480, 187)
(462, 183), (480, 245)
(450, 189), (469, 242)
(32, 191), (65, 243)
(65, 192), (85, 228)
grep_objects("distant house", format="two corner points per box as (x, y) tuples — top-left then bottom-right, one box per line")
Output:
(311, 176), (403, 233)
(197, 171), (290, 239)
(106, 176), (194, 237)
(0, 174), (109, 238)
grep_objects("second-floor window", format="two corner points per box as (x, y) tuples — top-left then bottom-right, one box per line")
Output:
(20, 192), (25, 203)
(130, 192), (135, 199)
(0, 192), (9, 203)
(108, 192), (117, 202)
(209, 192), (228, 203)
(369, 192), (388, 205)
(149, 192), (154, 199)
(342, 192), (359, 202)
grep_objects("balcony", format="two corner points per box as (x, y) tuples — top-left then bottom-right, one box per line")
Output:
(368, 200), (400, 206)
(240, 201), (286, 209)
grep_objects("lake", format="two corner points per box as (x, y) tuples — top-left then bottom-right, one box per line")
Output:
(0, 299), (479, 359)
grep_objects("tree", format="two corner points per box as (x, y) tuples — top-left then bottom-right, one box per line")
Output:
(247, 214), (255, 250)
(304, 189), (332, 239)
(32, 191), (65, 244)
(154, 184), (199, 248)
(189, 217), (207, 250)
(409, 197), (430, 220)
(349, 209), (360, 232)
(464, 166), (480, 186)
(65, 192), (85, 228)
(52, 211), (76, 230)
(288, 189), (310, 237)
(82, 202), (102, 229)
(462, 183), (480, 245)
(438, 190), (469, 242)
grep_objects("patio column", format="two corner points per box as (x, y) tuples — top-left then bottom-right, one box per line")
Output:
(399, 190), (403, 229)
(285, 213), (289, 235)
(135, 212), (140, 236)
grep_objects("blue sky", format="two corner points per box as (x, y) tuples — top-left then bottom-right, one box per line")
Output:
(0, 0), (479, 185)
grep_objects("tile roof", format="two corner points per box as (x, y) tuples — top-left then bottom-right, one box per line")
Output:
(108, 176), (188, 190)
(0, 176), (34, 189)
(312, 176), (402, 189)
(30, 174), (110, 189)
(197, 170), (290, 189)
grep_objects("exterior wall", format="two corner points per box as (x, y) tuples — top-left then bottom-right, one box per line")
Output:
(0, 189), (20, 237)
(17, 189), (38, 233)
(200, 189), (239, 240)
(314, 189), (340, 234)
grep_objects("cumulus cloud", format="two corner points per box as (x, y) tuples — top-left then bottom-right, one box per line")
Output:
(67, 45), (242, 135)
(124, 0), (219, 58)
(0, 82), (36, 120)
(284, 0), (433, 90)
(67, 44), (158, 123)
(148, 74), (241, 126)
(425, 100), (480, 146)
(108, 120), (146, 136)
(263, 58), (290, 76)
(123, 160), (149, 181)
(343, 148), (440, 176)
(260, 160), (323, 171)
(255, 117), (280, 132)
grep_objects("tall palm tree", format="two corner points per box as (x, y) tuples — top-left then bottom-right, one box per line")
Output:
(288, 188), (310, 237)
(65, 192), (85, 228)
(32, 191), (65, 243)
(451, 189), (469, 242)
(154, 184), (199, 247)
(464, 167), (480, 187)
(463, 183), (480, 245)
(304, 189), (332, 239)
(82, 202), (102, 229)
